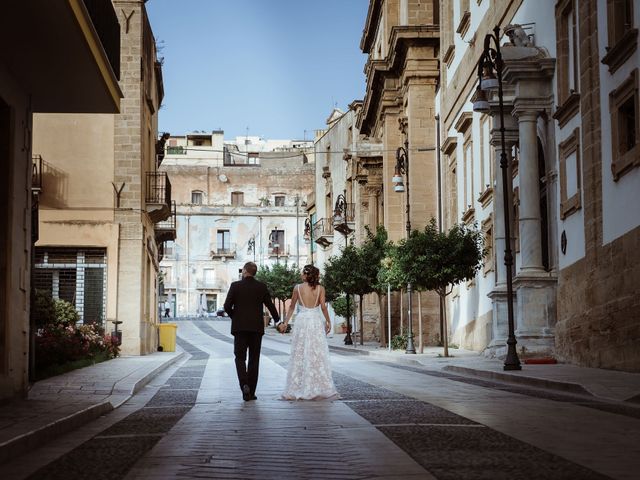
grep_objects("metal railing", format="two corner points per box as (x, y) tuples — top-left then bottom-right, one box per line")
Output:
(313, 218), (334, 240)
(155, 201), (176, 243)
(145, 172), (172, 206)
(166, 146), (186, 155)
(211, 243), (237, 257)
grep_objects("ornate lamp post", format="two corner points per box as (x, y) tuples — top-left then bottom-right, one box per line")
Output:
(473, 26), (521, 371)
(303, 217), (314, 264)
(269, 229), (280, 264)
(247, 236), (256, 262)
(392, 122), (416, 355)
(333, 192), (354, 345)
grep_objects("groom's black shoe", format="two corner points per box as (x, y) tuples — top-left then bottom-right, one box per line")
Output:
(242, 384), (251, 401)
(250, 394), (257, 401)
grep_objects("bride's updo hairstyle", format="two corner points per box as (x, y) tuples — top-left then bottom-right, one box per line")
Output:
(302, 264), (320, 288)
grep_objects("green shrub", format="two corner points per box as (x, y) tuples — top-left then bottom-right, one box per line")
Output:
(391, 333), (408, 350)
(54, 299), (80, 326)
(31, 289), (56, 327)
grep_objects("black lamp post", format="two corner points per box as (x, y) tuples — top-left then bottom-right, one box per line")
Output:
(247, 236), (256, 262)
(269, 229), (280, 264)
(303, 217), (314, 265)
(392, 128), (417, 355)
(333, 192), (354, 346)
(473, 26), (521, 371)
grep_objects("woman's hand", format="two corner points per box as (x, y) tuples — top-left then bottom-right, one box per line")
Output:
(325, 321), (331, 335)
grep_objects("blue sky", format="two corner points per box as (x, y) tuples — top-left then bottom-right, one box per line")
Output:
(146, 0), (369, 140)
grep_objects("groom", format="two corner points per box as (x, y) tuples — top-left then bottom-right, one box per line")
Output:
(224, 262), (280, 401)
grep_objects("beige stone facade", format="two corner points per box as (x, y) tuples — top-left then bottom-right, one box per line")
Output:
(0, 0), (122, 400)
(32, 0), (167, 357)
(159, 133), (314, 318)
(356, 0), (441, 347)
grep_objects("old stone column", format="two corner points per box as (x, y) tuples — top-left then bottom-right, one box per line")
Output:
(515, 110), (545, 273)
(486, 113), (518, 356)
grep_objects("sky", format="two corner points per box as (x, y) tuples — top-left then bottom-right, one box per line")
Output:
(146, 0), (370, 140)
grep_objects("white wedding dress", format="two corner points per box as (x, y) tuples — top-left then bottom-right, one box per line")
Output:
(282, 285), (339, 400)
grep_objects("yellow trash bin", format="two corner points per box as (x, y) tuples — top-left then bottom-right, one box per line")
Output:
(158, 323), (177, 352)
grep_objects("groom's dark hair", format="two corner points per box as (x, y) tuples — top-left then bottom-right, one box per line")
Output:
(243, 262), (257, 276)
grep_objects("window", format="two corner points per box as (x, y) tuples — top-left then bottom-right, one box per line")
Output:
(248, 152), (259, 164)
(203, 268), (215, 286)
(217, 230), (231, 252)
(164, 242), (174, 257)
(269, 229), (285, 256)
(442, 136), (458, 227)
(602, 0), (637, 74)
(456, 0), (471, 38)
(481, 215), (494, 275)
(274, 195), (285, 206)
(610, 69), (640, 180)
(478, 116), (493, 207)
(455, 112), (473, 223)
(231, 192), (244, 206)
(191, 190), (203, 205)
(554, 0), (581, 127)
(559, 128), (582, 219)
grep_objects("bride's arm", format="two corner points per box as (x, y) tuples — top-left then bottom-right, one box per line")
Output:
(283, 287), (298, 327)
(319, 287), (331, 334)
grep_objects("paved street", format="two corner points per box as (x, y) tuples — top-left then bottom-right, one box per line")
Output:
(2, 319), (639, 480)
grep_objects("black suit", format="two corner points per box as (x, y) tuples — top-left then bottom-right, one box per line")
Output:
(224, 276), (279, 395)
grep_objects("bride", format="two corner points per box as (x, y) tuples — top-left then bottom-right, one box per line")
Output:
(280, 264), (339, 400)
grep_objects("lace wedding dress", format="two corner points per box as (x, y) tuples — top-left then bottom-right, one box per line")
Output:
(282, 285), (339, 400)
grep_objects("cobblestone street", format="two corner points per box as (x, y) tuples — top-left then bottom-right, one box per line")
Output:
(2, 319), (639, 480)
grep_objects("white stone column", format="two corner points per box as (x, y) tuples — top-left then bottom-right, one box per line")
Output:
(486, 122), (517, 356)
(515, 110), (545, 274)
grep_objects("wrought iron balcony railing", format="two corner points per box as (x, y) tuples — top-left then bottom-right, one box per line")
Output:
(211, 244), (237, 259)
(32, 155), (43, 193)
(313, 218), (334, 247)
(145, 172), (172, 223)
(155, 201), (176, 243)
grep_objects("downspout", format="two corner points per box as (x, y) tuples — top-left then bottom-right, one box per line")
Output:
(436, 114), (444, 346)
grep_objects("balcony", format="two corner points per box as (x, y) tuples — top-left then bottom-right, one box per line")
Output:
(155, 201), (176, 244)
(333, 203), (355, 236)
(145, 172), (172, 223)
(166, 146), (186, 155)
(313, 218), (334, 248)
(268, 246), (290, 258)
(211, 244), (237, 260)
(31, 155), (43, 244)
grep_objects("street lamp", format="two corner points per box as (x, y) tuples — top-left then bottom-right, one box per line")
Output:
(269, 229), (280, 264)
(303, 217), (314, 265)
(333, 192), (354, 345)
(247, 236), (256, 262)
(473, 26), (521, 371)
(392, 125), (417, 355)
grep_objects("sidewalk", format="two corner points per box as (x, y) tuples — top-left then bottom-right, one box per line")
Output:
(0, 351), (184, 464)
(264, 326), (640, 404)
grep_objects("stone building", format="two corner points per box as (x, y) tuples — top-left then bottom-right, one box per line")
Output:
(159, 132), (314, 317)
(31, 0), (170, 356)
(356, 0), (442, 346)
(311, 104), (383, 340)
(0, 0), (121, 399)
(438, 0), (640, 371)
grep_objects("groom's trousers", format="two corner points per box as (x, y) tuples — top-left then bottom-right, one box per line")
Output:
(233, 331), (263, 394)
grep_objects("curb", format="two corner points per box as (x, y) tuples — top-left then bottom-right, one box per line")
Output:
(0, 351), (186, 464)
(108, 351), (187, 408)
(442, 365), (593, 397)
(0, 401), (113, 465)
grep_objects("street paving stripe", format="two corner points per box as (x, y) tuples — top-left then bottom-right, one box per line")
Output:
(25, 337), (208, 480)
(192, 321), (613, 479)
(375, 361), (640, 421)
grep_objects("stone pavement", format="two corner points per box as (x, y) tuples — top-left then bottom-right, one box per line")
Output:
(263, 323), (640, 403)
(0, 351), (184, 464)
